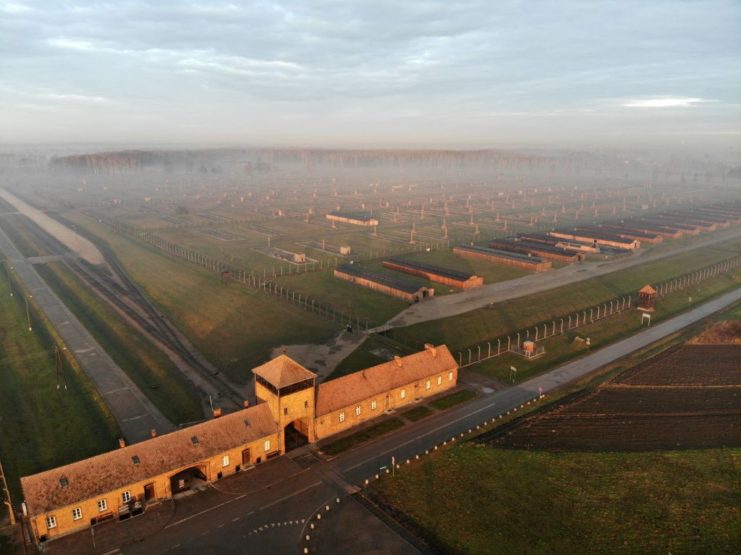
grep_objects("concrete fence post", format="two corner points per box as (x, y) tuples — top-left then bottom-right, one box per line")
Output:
(497, 338), (501, 355)
(468, 349), (472, 365)
(487, 342), (491, 358)
(560, 319), (564, 334)
(590, 308), (594, 323)
(507, 336), (511, 351)
(535, 327), (539, 341)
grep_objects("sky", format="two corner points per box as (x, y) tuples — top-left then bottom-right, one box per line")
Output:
(1, 0), (739, 149)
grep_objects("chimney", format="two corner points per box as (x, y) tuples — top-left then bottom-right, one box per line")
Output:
(213, 407), (222, 418)
(424, 343), (437, 358)
(118, 438), (126, 449)
(394, 356), (403, 367)
(150, 429), (157, 438)
(243, 400), (250, 409)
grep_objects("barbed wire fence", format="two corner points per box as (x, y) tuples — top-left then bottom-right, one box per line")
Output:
(456, 254), (741, 367)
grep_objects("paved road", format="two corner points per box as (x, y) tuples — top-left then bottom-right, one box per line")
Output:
(0, 225), (174, 443)
(382, 227), (741, 328)
(44, 287), (741, 555)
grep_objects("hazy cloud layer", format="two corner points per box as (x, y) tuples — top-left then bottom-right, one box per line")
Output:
(1, 0), (739, 148)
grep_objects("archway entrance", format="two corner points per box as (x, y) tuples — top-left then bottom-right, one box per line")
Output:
(284, 420), (310, 451)
(170, 465), (207, 494)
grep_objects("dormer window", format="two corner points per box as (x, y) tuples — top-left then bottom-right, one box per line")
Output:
(59, 477), (69, 488)
(132, 456), (140, 465)
(191, 436), (199, 445)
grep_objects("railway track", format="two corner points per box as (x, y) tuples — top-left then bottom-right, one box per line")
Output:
(19, 213), (245, 411)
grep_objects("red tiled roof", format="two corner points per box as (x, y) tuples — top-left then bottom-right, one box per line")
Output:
(252, 355), (316, 388)
(316, 345), (457, 415)
(21, 404), (277, 517)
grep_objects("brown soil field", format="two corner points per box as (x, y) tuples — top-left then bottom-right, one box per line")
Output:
(690, 320), (741, 344)
(482, 343), (741, 451)
(616, 344), (741, 386)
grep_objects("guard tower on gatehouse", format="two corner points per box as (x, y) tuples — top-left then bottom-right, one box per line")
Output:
(252, 355), (317, 451)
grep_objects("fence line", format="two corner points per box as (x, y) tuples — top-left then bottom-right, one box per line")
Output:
(456, 254), (741, 368)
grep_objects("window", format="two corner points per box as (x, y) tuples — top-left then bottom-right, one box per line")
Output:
(426, 380), (431, 390)
(371, 399), (377, 410)
(131, 455), (140, 465)
(355, 406), (361, 416)
(71, 508), (82, 521)
(448, 371), (454, 381)
(46, 515), (57, 529)
(400, 389), (406, 399)
(222, 455), (230, 467)
(437, 376), (442, 386)
(339, 411), (345, 423)
(304, 400), (309, 409)
(59, 477), (69, 488)
(190, 436), (199, 445)
(263, 439), (271, 452)
(121, 491), (131, 503)
(283, 407), (288, 416)
(97, 499), (107, 513)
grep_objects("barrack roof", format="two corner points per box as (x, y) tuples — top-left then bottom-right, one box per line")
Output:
(252, 354), (316, 389)
(21, 404), (277, 517)
(315, 345), (457, 416)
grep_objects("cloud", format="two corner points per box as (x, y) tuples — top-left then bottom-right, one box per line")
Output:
(622, 97), (708, 108)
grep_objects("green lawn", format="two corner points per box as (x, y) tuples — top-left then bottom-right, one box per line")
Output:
(429, 390), (477, 410)
(371, 446), (740, 554)
(35, 262), (204, 424)
(57, 211), (341, 382)
(321, 418), (405, 456)
(0, 264), (119, 500)
(401, 405), (433, 422)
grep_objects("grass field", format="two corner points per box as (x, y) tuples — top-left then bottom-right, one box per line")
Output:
(371, 446), (740, 554)
(0, 263), (119, 500)
(35, 262), (204, 424)
(59, 211), (341, 381)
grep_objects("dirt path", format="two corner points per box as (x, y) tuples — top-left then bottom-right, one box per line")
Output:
(0, 189), (105, 265)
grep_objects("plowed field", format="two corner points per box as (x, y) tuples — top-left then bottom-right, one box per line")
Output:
(484, 344), (741, 451)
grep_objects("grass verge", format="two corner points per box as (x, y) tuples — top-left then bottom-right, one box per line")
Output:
(401, 406), (433, 422)
(430, 390), (477, 410)
(321, 418), (405, 456)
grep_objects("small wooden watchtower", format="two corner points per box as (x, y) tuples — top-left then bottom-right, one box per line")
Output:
(637, 284), (656, 313)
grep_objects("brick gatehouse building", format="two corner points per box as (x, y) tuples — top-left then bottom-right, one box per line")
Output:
(21, 344), (457, 542)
